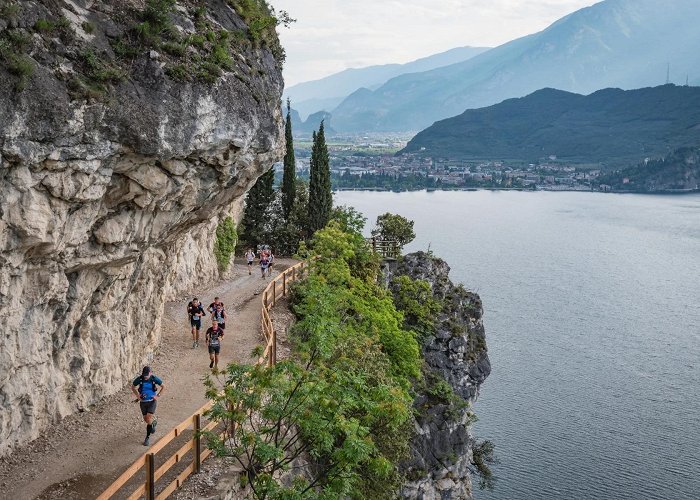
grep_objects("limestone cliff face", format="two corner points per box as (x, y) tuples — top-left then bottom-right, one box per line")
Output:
(0, 1), (283, 456)
(386, 253), (491, 500)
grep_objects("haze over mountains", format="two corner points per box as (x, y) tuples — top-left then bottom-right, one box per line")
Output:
(322, 0), (700, 133)
(284, 46), (490, 120)
(401, 85), (700, 168)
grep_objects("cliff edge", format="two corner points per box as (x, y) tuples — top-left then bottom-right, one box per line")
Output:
(387, 252), (491, 499)
(0, 0), (283, 456)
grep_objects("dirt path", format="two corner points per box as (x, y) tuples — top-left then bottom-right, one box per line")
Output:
(0, 258), (296, 500)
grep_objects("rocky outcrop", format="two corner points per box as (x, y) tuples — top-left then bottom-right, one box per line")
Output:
(0, 1), (283, 456)
(386, 252), (491, 499)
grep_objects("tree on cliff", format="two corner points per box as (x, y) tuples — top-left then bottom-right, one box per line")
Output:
(240, 168), (275, 247)
(371, 212), (416, 251)
(307, 121), (332, 234)
(281, 98), (296, 220)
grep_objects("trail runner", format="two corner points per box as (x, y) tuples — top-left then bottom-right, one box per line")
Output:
(205, 320), (225, 370)
(131, 366), (164, 446)
(245, 249), (256, 275)
(187, 298), (206, 348)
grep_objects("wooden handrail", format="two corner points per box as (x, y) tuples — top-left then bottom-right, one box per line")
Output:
(98, 259), (310, 499)
(365, 238), (400, 259)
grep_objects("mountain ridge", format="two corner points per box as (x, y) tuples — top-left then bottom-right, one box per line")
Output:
(285, 46), (490, 119)
(401, 84), (700, 168)
(331, 0), (700, 132)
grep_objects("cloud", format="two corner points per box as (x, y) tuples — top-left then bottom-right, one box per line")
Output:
(271, 0), (600, 86)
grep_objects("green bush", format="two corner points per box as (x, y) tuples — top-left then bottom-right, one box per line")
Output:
(34, 19), (56, 33)
(214, 216), (237, 272)
(82, 21), (95, 34)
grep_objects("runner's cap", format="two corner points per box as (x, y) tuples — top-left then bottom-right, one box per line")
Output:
(142, 366), (151, 377)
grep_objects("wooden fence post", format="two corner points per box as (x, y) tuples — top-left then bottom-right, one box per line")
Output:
(283, 272), (287, 296)
(272, 281), (276, 306)
(271, 328), (277, 366)
(194, 414), (201, 474)
(264, 290), (268, 309)
(146, 453), (155, 500)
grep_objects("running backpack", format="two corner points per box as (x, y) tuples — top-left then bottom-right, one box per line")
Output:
(138, 376), (158, 395)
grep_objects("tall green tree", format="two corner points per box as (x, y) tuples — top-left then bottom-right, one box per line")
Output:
(240, 168), (275, 248)
(308, 120), (332, 234)
(281, 99), (296, 220)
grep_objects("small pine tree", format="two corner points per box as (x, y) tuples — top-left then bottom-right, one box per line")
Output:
(282, 99), (296, 220)
(241, 168), (275, 248)
(308, 121), (332, 234)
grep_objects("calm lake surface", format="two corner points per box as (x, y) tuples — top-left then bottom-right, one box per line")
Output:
(335, 190), (700, 500)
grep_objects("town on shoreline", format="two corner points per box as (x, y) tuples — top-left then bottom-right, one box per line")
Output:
(281, 133), (699, 195)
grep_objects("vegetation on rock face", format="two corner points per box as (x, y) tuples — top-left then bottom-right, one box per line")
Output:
(214, 216), (238, 272)
(205, 220), (421, 498)
(391, 275), (441, 340)
(0, 0), (291, 95)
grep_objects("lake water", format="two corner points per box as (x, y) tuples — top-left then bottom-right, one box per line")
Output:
(335, 190), (700, 500)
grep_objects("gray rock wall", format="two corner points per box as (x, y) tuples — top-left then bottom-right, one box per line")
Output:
(386, 253), (491, 499)
(0, 1), (283, 456)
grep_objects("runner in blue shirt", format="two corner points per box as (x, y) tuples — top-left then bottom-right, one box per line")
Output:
(131, 366), (165, 446)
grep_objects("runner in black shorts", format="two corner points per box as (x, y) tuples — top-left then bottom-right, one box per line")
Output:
(187, 297), (206, 348)
(131, 366), (164, 446)
(205, 320), (224, 370)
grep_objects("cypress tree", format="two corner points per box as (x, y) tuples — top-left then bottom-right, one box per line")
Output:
(241, 167), (275, 247)
(281, 99), (296, 220)
(308, 121), (332, 234)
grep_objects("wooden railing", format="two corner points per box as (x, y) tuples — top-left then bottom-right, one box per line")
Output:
(366, 238), (400, 259)
(258, 260), (309, 367)
(98, 260), (309, 499)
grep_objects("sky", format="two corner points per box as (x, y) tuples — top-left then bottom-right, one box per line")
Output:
(272, 0), (601, 87)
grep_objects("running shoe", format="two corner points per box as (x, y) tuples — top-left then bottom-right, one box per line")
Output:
(151, 419), (157, 434)
(143, 436), (150, 446)
(192, 341), (196, 349)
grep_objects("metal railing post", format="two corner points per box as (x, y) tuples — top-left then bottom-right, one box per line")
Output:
(146, 453), (155, 500)
(194, 414), (202, 474)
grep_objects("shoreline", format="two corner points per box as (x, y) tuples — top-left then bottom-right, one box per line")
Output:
(333, 187), (700, 195)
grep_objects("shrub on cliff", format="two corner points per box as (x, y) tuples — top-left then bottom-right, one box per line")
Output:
(214, 216), (237, 272)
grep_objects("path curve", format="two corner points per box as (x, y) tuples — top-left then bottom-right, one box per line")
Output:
(0, 258), (297, 499)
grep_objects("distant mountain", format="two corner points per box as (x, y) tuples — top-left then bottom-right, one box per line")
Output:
(284, 46), (490, 119)
(290, 110), (334, 136)
(597, 147), (700, 192)
(401, 85), (700, 168)
(332, 0), (700, 132)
